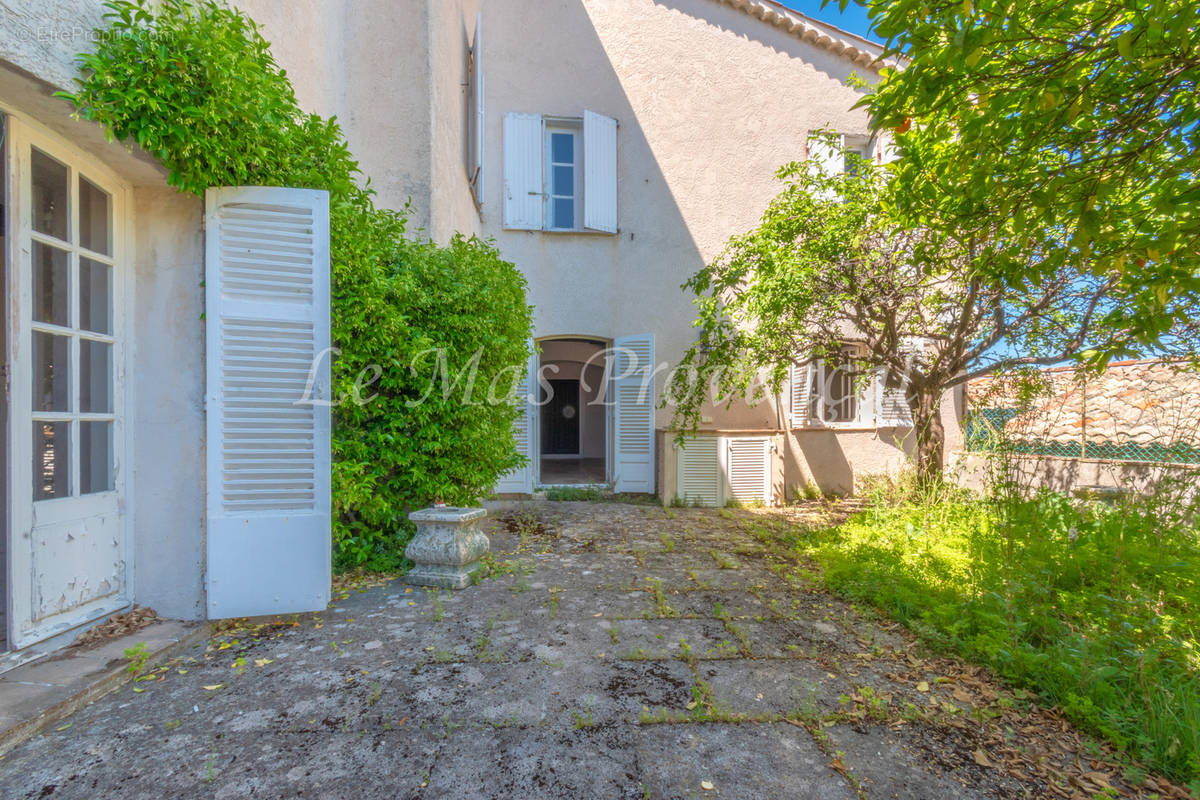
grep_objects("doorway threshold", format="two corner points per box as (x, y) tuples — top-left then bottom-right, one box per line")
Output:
(536, 483), (611, 490)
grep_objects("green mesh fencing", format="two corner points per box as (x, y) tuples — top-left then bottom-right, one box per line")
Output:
(966, 407), (1200, 465)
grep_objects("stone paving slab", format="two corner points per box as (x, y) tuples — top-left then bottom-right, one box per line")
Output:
(0, 501), (1165, 799)
(634, 723), (858, 800)
(695, 659), (851, 717)
(0, 620), (205, 757)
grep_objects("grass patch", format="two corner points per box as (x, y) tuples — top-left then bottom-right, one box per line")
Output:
(786, 489), (1200, 786)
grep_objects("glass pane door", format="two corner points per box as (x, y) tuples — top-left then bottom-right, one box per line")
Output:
(29, 147), (115, 501)
(5, 114), (127, 650)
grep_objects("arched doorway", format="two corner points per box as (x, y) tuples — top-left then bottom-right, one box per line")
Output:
(538, 338), (608, 485)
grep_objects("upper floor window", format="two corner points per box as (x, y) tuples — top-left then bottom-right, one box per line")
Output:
(503, 111), (617, 234)
(808, 130), (895, 182)
(546, 123), (581, 230)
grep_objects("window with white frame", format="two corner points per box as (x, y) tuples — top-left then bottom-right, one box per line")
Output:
(790, 344), (871, 428)
(28, 146), (119, 499)
(545, 121), (581, 230)
(808, 131), (882, 181)
(790, 342), (916, 429)
(843, 136), (872, 177)
(809, 345), (871, 425)
(503, 111), (617, 234)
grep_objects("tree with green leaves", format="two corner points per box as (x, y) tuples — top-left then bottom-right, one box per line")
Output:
(667, 140), (1198, 484)
(857, 0), (1200, 359)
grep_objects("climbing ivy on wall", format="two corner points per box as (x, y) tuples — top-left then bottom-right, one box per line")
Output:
(61, 0), (533, 570)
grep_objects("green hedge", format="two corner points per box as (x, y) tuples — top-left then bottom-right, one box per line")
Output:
(62, 0), (533, 570)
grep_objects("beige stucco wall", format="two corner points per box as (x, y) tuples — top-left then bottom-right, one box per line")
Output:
(237, 0), (928, 495)
(952, 451), (1200, 500)
(477, 0), (880, 430)
(236, 0), (437, 233)
(427, 0), (484, 242)
(0, 0), (107, 92)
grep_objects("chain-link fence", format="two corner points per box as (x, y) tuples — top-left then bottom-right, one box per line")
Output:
(967, 408), (1200, 465)
(966, 362), (1200, 466)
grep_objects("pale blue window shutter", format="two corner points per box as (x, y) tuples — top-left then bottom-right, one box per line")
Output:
(204, 186), (331, 619)
(503, 113), (543, 229)
(494, 344), (537, 493)
(583, 110), (617, 233)
(789, 362), (813, 428)
(612, 333), (655, 492)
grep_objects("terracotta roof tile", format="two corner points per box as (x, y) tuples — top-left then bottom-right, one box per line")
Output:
(969, 360), (1200, 448)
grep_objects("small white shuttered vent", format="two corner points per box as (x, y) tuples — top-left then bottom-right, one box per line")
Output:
(206, 186), (331, 619)
(494, 347), (537, 494)
(612, 333), (655, 493)
(674, 436), (772, 507)
(725, 437), (771, 505)
(676, 436), (720, 507)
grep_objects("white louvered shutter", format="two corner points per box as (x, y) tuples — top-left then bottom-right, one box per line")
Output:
(724, 437), (771, 506)
(503, 112), (543, 229)
(583, 110), (617, 233)
(789, 362), (813, 428)
(675, 436), (720, 507)
(612, 333), (655, 493)
(494, 347), (537, 494)
(205, 186), (331, 619)
(469, 12), (484, 206)
(808, 131), (845, 178)
(875, 339), (920, 427)
(875, 370), (912, 426)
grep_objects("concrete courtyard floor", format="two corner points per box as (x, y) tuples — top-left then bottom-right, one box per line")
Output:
(0, 502), (1177, 799)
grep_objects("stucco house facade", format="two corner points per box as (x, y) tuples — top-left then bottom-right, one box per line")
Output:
(1, 0), (962, 657)
(243, 0), (962, 502)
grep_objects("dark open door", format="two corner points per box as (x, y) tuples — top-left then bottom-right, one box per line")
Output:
(541, 379), (579, 455)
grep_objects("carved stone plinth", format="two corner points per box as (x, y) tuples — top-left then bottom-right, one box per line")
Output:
(404, 507), (489, 589)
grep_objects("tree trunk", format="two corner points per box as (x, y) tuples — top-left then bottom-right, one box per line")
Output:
(910, 387), (945, 487)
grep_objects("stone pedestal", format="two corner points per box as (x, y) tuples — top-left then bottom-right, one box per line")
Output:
(404, 507), (489, 589)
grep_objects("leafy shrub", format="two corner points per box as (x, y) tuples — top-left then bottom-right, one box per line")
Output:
(789, 491), (1200, 785)
(62, 0), (532, 571)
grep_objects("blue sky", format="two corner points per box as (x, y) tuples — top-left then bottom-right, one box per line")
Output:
(776, 1), (877, 42)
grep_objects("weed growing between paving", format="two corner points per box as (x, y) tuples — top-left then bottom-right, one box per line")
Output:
(782, 477), (1200, 786)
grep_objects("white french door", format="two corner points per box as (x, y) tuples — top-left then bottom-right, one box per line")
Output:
(4, 115), (129, 649)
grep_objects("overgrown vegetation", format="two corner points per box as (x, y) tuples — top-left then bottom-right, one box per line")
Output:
(785, 478), (1200, 786)
(62, 0), (532, 571)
